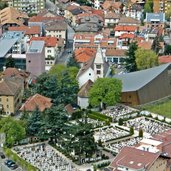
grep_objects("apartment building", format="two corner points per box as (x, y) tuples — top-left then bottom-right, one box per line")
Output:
(13, 0), (45, 14)
(153, 0), (171, 13)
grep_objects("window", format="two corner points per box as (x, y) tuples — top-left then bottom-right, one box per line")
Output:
(96, 64), (101, 69)
(47, 50), (51, 53)
(6, 98), (8, 102)
(0, 98), (1, 102)
(89, 73), (91, 76)
(7, 105), (9, 108)
(97, 70), (101, 74)
(28, 60), (31, 63)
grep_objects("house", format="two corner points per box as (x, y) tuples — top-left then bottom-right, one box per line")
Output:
(110, 146), (167, 171)
(20, 93), (52, 112)
(77, 79), (93, 109)
(29, 36), (64, 70)
(77, 45), (110, 87)
(118, 16), (141, 26)
(64, 5), (85, 26)
(110, 129), (171, 171)
(125, 4), (143, 20)
(138, 40), (153, 50)
(0, 7), (28, 32)
(144, 12), (165, 29)
(26, 41), (45, 76)
(114, 25), (138, 37)
(12, 0), (45, 14)
(37, 9), (56, 17)
(75, 23), (100, 33)
(45, 20), (67, 44)
(0, 77), (24, 115)
(74, 48), (96, 66)
(105, 49), (127, 64)
(104, 11), (120, 28)
(113, 63), (171, 106)
(116, 33), (135, 49)
(8, 26), (41, 38)
(28, 15), (64, 36)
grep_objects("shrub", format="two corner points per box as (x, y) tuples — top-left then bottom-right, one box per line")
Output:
(118, 118), (123, 125)
(130, 127), (134, 135)
(139, 129), (143, 137)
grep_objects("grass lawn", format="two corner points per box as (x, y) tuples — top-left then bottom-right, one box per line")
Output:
(142, 98), (171, 118)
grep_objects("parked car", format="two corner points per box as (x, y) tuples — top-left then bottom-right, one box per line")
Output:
(0, 152), (5, 159)
(5, 159), (15, 167)
(10, 164), (18, 170)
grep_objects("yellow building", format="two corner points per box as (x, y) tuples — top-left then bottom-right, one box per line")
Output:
(0, 77), (24, 115)
(153, 0), (171, 13)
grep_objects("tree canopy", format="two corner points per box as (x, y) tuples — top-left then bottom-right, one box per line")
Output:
(144, 0), (153, 13)
(89, 78), (122, 109)
(164, 44), (171, 55)
(125, 42), (138, 72)
(0, 117), (26, 147)
(152, 36), (161, 54)
(135, 48), (158, 70)
(5, 57), (15, 68)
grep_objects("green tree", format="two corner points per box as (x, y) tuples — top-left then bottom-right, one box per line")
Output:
(152, 36), (161, 54)
(144, 0), (153, 13)
(27, 108), (43, 136)
(130, 127), (134, 135)
(89, 78), (122, 110)
(139, 128), (143, 137)
(118, 118), (123, 125)
(125, 42), (138, 72)
(0, 117), (26, 147)
(164, 44), (171, 55)
(0, 1), (8, 10)
(135, 48), (158, 70)
(67, 55), (80, 68)
(166, 8), (171, 21)
(5, 57), (15, 68)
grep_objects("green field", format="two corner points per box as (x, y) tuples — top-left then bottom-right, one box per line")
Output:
(142, 98), (171, 118)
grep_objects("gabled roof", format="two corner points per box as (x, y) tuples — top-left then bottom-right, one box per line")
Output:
(20, 93), (52, 112)
(119, 16), (140, 25)
(159, 55), (171, 64)
(138, 40), (153, 50)
(94, 45), (104, 64)
(105, 49), (126, 56)
(114, 25), (137, 32)
(114, 63), (171, 92)
(8, 26), (40, 35)
(30, 37), (58, 47)
(0, 77), (22, 96)
(77, 57), (95, 78)
(78, 79), (93, 97)
(111, 146), (160, 170)
(45, 21), (67, 31)
(105, 11), (120, 19)
(0, 7), (28, 26)
(145, 13), (165, 23)
(29, 16), (64, 22)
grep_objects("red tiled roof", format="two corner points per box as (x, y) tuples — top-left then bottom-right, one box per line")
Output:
(105, 49), (126, 56)
(138, 41), (153, 50)
(158, 55), (171, 63)
(74, 48), (96, 63)
(20, 93), (52, 112)
(114, 25), (137, 32)
(119, 33), (135, 39)
(111, 146), (160, 170)
(8, 26), (40, 35)
(29, 16), (64, 22)
(30, 37), (58, 47)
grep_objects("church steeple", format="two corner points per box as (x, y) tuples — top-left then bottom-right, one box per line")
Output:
(94, 45), (104, 80)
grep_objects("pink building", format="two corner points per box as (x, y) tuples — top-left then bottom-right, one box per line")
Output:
(26, 41), (45, 76)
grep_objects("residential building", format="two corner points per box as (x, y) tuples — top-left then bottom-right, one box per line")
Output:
(118, 16), (141, 26)
(0, 77), (24, 115)
(0, 31), (25, 70)
(0, 7), (28, 32)
(26, 41), (45, 76)
(45, 20), (67, 44)
(13, 0), (45, 14)
(114, 25), (138, 37)
(105, 49), (127, 64)
(77, 45), (110, 87)
(153, 0), (171, 13)
(77, 80), (93, 109)
(144, 12), (165, 29)
(29, 36), (64, 70)
(113, 63), (171, 106)
(8, 26), (41, 38)
(110, 129), (171, 171)
(104, 11), (120, 28)
(20, 93), (52, 112)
